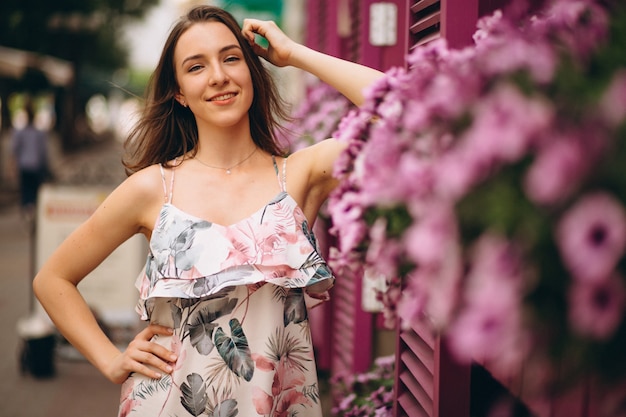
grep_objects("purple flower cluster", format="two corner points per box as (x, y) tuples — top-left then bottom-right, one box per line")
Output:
(328, 0), (626, 391)
(330, 355), (395, 417)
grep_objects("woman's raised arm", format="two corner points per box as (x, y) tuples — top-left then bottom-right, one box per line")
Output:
(242, 18), (385, 107)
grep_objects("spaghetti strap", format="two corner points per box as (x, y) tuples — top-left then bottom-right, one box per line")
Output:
(282, 157), (287, 192)
(271, 155), (287, 192)
(159, 164), (174, 204)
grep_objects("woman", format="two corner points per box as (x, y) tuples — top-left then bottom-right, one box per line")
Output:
(33, 5), (383, 417)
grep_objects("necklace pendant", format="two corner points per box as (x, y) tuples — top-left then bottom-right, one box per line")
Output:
(226, 169), (232, 175)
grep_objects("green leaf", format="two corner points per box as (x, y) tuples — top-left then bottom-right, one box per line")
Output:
(189, 321), (217, 356)
(188, 297), (237, 355)
(214, 319), (255, 382)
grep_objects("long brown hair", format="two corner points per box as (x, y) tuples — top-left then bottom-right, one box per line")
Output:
(123, 5), (289, 174)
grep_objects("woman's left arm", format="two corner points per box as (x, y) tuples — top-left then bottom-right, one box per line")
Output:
(242, 19), (385, 107)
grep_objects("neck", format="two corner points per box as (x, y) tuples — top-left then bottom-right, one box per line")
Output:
(194, 122), (255, 165)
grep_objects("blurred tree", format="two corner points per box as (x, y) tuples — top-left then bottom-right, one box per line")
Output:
(0, 0), (160, 148)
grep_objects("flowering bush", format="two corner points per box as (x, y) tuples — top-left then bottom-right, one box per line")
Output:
(328, 0), (626, 397)
(277, 78), (353, 152)
(330, 355), (395, 417)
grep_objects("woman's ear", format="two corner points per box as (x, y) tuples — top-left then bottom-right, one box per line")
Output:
(175, 93), (187, 107)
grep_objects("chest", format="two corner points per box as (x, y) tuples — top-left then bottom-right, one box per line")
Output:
(171, 169), (283, 226)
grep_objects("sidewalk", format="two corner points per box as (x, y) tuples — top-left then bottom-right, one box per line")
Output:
(0, 202), (121, 417)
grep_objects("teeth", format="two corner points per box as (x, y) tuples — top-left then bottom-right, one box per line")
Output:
(210, 93), (236, 101)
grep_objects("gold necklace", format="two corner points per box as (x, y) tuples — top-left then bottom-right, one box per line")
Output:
(193, 147), (257, 174)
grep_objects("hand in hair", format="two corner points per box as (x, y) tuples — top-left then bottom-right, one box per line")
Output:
(241, 18), (296, 67)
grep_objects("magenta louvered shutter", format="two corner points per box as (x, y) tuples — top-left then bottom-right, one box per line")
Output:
(410, 0), (482, 50)
(394, 319), (470, 417)
(410, 0), (442, 49)
(330, 266), (374, 378)
(305, 0), (341, 57)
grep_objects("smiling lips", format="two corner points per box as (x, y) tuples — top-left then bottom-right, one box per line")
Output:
(209, 92), (237, 102)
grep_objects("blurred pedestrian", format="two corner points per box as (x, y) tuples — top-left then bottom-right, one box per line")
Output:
(10, 101), (49, 220)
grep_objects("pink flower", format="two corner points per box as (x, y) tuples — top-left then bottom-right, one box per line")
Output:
(544, 0), (609, 60)
(396, 270), (429, 328)
(373, 354), (395, 370)
(600, 70), (626, 127)
(337, 393), (357, 411)
(473, 10), (504, 45)
(557, 192), (626, 283)
(461, 84), (553, 165)
(366, 218), (402, 279)
(404, 203), (458, 267)
(328, 191), (366, 254)
(568, 274), (626, 340)
(465, 234), (526, 295)
(477, 35), (557, 83)
(434, 148), (488, 201)
(357, 124), (408, 204)
(524, 136), (588, 205)
(447, 279), (526, 373)
(447, 233), (528, 372)
(402, 99), (430, 133)
(406, 38), (449, 76)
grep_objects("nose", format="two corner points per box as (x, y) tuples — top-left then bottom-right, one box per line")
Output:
(209, 63), (229, 86)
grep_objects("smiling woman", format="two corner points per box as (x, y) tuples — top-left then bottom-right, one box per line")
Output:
(32, 4), (384, 417)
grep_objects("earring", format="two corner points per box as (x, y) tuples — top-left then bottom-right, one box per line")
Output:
(181, 101), (187, 107)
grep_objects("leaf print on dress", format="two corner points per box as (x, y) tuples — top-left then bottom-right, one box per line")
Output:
(214, 318), (255, 382)
(210, 398), (238, 417)
(150, 211), (212, 280)
(251, 327), (318, 416)
(272, 287), (308, 326)
(119, 378), (141, 417)
(132, 374), (173, 401)
(300, 219), (317, 249)
(265, 327), (312, 373)
(205, 355), (242, 401)
(187, 297), (238, 355)
(299, 249), (334, 293)
(180, 373), (209, 416)
(192, 266), (255, 296)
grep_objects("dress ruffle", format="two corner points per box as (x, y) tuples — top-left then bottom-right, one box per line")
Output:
(134, 263), (334, 320)
(134, 192), (335, 321)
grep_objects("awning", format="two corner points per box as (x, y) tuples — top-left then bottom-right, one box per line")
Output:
(0, 45), (74, 87)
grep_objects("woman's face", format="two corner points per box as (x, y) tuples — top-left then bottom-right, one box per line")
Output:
(174, 21), (254, 131)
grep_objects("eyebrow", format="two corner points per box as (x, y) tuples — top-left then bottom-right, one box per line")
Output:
(181, 44), (242, 66)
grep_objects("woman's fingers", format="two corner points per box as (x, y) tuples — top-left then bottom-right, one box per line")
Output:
(241, 18), (293, 66)
(106, 324), (177, 384)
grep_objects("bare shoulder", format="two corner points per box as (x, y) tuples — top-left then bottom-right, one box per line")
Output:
(122, 164), (166, 200)
(95, 164), (165, 235)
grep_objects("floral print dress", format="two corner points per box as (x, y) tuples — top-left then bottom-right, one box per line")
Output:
(119, 157), (334, 417)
